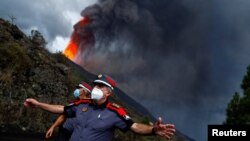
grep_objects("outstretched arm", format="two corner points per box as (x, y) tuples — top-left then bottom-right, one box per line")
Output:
(130, 122), (154, 135)
(45, 114), (66, 138)
(24, 98), (64, 114)
(130, 117), (175, 139)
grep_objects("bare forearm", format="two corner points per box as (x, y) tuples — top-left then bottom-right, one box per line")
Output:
(37, 102), (64, 114)
(130, 123), (154, 135)
(51, 114), (66, 128)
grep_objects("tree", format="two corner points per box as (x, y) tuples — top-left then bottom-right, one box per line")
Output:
(241, 66), (250, 94)
(224, 65), (250, 124)
(30, 30), (47, 48)
(225, 92), (241, 124)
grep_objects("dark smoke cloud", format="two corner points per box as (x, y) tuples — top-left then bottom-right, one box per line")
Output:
(73, 0), (250, 140)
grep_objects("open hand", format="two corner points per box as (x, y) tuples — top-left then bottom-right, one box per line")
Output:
(45, 127), (54, 139)
(153, 117), (175, 139)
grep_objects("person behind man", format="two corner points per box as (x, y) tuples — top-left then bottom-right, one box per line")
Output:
(45, 81), (92, 141)
(24, 74), (175, 141)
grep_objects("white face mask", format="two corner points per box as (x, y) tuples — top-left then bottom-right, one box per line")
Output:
(91, 87), (104, 101)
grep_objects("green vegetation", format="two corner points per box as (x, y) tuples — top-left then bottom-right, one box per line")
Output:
(29, 30), (47, 48)
(225, 65), (250, 124)
(0, 18), (76, 133)
(0, 42), (31, 86)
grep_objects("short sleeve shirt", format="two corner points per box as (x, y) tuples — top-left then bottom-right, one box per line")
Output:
(64, 102), (133, 141)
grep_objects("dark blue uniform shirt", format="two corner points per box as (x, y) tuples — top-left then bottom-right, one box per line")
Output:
(55, 119), (75, 141)
(62, 118), (75, 132)
(64, 101), (134, 141)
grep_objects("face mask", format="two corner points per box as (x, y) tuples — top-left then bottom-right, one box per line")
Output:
(91, 87), (103, 100)
(73, 89), (80, 98)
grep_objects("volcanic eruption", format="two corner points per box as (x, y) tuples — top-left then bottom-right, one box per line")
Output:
(63, 16), (94, 61)
(61, 0), (250, 141)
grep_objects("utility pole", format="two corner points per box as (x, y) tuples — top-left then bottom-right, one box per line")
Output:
(8, 15), (16, 25)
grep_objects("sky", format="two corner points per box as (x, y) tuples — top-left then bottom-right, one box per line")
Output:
(1, 0), (250, 141)
(0, 0), (97, 52)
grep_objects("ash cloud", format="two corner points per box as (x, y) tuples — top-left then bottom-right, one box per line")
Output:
(70, 0), (250, 140)
(73, 0), (250, 140)
(73, 1), (214, 140)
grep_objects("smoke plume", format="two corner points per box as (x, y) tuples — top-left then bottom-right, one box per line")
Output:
(69, 0), (250, 140)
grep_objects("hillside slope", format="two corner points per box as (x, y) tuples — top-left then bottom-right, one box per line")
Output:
(0, 18), (193, 141)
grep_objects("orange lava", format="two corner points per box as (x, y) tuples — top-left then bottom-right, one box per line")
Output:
(63, 17), (89, 60)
